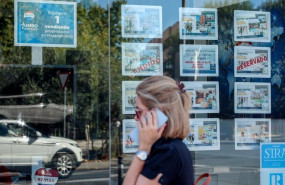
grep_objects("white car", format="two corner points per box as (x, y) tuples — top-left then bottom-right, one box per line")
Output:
(0, 120), (82, 179)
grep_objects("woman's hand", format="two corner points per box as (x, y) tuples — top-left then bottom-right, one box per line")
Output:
(137, 109), (167, 153)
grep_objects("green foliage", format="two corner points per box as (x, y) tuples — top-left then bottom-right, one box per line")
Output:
(0, 0), (127, 147)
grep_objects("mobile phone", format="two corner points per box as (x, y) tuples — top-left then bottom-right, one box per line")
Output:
(129, 108), (168, 144)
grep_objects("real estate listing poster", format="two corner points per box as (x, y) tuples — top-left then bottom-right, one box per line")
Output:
(234, 10), (271, 42)
(184, 118), (220, 151)
(122, 43), (163, 76)
(14, 0), (77, 47)
(235, 118), (271, 150)
(234, 46), (271, 78)
(122, 81), (141, 114)
(234, 82), (271, 114)
(179, 8), (218, 40)
(123, 119), (138, 153)
(121, 5), (162, 38)
(183, 81), (219, 113)
(180, 44), (219, 76)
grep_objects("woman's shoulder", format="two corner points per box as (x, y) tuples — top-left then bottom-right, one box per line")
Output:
(146, 138), (194, 182)
(142, 138), (194, 184)
(152, 138), (191, 156)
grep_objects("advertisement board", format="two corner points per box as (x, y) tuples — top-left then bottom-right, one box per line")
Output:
(179, 8), (218, 40)
(123, 119), (138, 153)
(122, 43), (163, 76)
(121, 5), (162, 38)
(122, 81), (141, 114)
(234, 82), (271, 114)
(234, 10), (271, 42)
(183, 81), (219, 113)
(235, 118), (271, 150)
(180, 44), (219, 76)
(234, 46), (271, 78)
(260, 143), (285, 185)
(184, 118), (220, 151)
(14, 0), (77, 47)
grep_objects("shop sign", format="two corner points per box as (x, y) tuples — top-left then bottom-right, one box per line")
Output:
(261, 143), (285, 185)
(14, 0), (77, 48)
(34, 168), (58, 185)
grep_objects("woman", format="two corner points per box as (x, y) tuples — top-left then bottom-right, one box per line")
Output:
(123, 76), (194, 185)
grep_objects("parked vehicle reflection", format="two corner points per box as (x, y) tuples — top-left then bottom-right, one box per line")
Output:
(0, 119), (82, 179)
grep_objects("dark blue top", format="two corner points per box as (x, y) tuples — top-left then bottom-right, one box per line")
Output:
(141, 138), (194, 185)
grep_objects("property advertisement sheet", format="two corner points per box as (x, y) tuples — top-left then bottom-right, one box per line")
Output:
(180, 44), (218, 76)
(123, 119), (138, 153)
(179, 8), (218, 40)
(234, 10), (271, 42)
(122, 81), (141, 114)
(183, 81), (219, 113)
(122, 43), (163, 76)
(234, 46), (271, 78)
(235, 118), (271, 150)
(260, 143), (285, 185)
(184, 118), (220, 151)
(14, 0), (77, 47)
(121, 5), (162, 38)
(234, 82), (271, 114)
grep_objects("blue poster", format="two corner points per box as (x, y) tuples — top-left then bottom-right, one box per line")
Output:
(261, 143), (285, 168)
(14, 0), (77, 48)
(261, 143), (285, 185)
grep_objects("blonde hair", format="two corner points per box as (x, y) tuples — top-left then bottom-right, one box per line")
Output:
(136, 76), (191, 139)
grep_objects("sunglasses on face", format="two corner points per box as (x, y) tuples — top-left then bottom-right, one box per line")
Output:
(135, 108), (150, 119)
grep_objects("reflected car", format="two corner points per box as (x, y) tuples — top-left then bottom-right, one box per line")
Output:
(0, 93), (73, 124)
(0, 120), (82, 179)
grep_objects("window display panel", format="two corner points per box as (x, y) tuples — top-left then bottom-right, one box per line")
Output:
(179, 8), (218, 40)
(234, 10), (271, 42)
(184, 118), (220, 151)
(14, 0), (77, 47)
(1, 0), (285, 184)
(183, 81), (219, 113)
(122, 119), (138, 153)
(121, 5), (162, 38)
(121, 43), (163, 76)
(260, 143), (285, 185)
(122, 81), (140, 114)
(234, 46), (271, 78)
(234, 82), (271, 114)
(116, 0), (285, 185)
(235, 118), (271, 150)
(180, 44), (219, 76)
